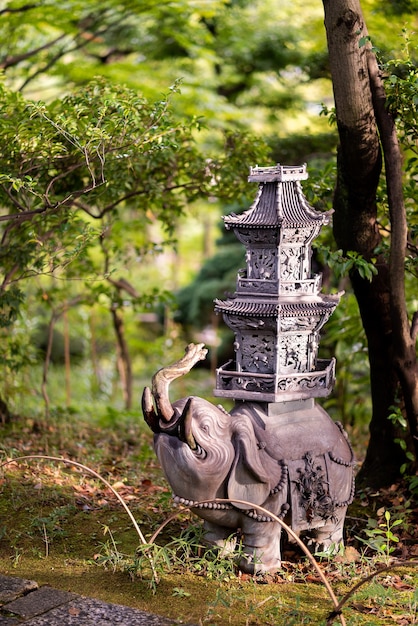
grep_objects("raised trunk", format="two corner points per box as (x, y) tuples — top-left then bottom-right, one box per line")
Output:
(150, 343), (208, 421)
(322, 0), (415, 486)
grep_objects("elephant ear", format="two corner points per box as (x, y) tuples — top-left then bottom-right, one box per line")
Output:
(227, 421), (272, 510)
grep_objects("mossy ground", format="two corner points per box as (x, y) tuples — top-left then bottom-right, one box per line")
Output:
(0, 413), (417, 625)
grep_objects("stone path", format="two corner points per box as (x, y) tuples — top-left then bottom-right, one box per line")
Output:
(0, 574), (194, 625)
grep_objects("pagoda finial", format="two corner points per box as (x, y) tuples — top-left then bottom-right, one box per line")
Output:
(248, 163), (308, 183)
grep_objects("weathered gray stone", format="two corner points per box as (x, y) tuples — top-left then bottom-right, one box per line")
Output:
(142, 162), (356, 575)
(24, 596), (179, 625)
(0, 576), (196, 625)
(0, 616), (20, 625)
(0, 574), (38, 603)
(4, 586), (76, 619)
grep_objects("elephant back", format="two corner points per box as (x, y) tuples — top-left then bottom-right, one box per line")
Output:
(230, 401), (353, 463)
(230, 401), (355, 529)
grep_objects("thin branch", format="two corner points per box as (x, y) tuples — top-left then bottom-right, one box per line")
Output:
(0, 185), (33, 214)
(0, 35), (67, 70)
(326, 559), (418, 622)
(77, 180), (200, 219)
(107, 277), (140, 299)
(0, 207), (48, 224)
(0, 263), (20, 293)
(44, 162), (87, 202)
(0, 4), (39, 16)
(18, 16), (125, 91)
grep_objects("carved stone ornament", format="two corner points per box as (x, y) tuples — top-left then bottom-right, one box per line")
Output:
(142, 164), (355, 575)
(214, 163), (343, 403)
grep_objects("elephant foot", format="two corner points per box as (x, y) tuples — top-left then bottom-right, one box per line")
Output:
(304, 522), (345, 558)
(237, 524), (283, 574)
(202, 521), (237, 557)
(238, 551), (281, 575)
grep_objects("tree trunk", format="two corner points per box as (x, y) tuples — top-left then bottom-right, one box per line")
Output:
(322, 0), (417, 487)
(42, 311), (59, 418)
(367, 54), (418, 464)
(63, 305), (71, 407)
(110, 303), (133, 410)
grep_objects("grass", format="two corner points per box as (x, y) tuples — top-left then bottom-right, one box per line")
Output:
(0, 378), (417, 625)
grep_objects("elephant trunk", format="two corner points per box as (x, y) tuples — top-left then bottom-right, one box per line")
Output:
(142, 343), (207, 426)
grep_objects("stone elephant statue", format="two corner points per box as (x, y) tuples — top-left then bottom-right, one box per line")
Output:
(142, 343), (355, 574)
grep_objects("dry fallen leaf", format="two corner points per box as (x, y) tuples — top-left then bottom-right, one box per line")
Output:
(68, 607), (80, 616)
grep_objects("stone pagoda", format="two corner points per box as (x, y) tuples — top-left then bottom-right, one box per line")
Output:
(142, 161), (355, 575)
(214, 163), (341, 408)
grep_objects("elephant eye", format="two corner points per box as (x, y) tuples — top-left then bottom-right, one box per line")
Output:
(194, 444), (207, 459)
(200, 423), (210, 434)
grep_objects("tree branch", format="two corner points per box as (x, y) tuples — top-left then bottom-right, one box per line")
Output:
(13, 15), (121, 90)
(0, 4), (38, 16)
(0, 35), (67, 70)
(107, 277), (140, 299)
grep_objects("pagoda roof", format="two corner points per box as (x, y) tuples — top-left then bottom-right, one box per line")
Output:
(214, 296), (340, 317)
(223, 164), (332, 229)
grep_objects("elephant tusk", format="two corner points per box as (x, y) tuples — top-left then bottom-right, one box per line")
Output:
(178, 397), (198, 450)
(141, 387), (160, 433)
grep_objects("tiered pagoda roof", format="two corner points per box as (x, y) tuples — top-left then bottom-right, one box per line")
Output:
(223, 164), (332, 230)
(214, 297), (340, 318)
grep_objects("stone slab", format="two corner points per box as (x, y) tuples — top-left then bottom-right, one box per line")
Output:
(24, 596), (178, 625)
(0, 574), (38, 603)
(0, 575), (195, 625)
(4, 586), (77, 619)
(0, 616), (21, 625)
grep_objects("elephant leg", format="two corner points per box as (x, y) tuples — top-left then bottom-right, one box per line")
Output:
(309, 510), (346, 555)
(239, 520), (282, 575)
(202, 520), (237, 556)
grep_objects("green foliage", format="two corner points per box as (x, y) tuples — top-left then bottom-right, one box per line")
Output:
(0, 74), (268, 392)
(320, 293), (371, 427)
(388, 403), (417, 476)
(0, 0), (322, 132)
(1, 79), (206, 220)
(358, 510), (403, 564)
(174, 243), (244, 328)
(96, 523), (241, 593)
(0, 285), (24, 328)
(315, 246), (378, 282)
(382, 33), (418, 280)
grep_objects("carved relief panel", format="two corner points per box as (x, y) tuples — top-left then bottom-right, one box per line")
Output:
(277, 334), (310, 373)
(237, 333), (275, 374)
(246, 248), (278, 280)
(280, 247), (304, 281)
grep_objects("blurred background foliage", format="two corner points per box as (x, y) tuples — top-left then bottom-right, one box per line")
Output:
(0, 0), (416, 455)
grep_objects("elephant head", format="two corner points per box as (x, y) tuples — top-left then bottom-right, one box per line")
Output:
(142, 344), (285, 508)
